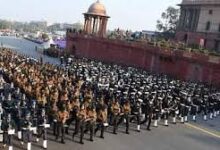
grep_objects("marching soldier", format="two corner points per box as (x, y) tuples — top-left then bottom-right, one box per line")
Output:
(37, 109), (50, 149)
(65, 97), (80, 134)
(72, 104), (86, 144)
(85, 105), (97, 142)
(111, 99), (120, 134)
(201, 95), (208, 121)
(0, 102), (3, 143)
(161, 96), (169, 126)
(152, 98), (161, 127)
(117, 100), (131, 134)
(169, 99), (179, 124)
(141, 96), (153, 131)
(190, 95), (199, 122)
(21, 111), (35, 150)
(1, 114), (16, 149)
(95, 101), (108, 138)
(56, 104), (69, 144)
(2, 92), (14, 115)
(130, 99), (142, 132)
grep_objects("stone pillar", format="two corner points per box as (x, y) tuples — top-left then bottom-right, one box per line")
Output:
(194, 9), (200, 31)
(95, 17), (99, 34)
(98, 17), (104, 36)
(102, 18), (108, 37)
(87, 17), (92, 34)
(182, 8), (187, 30)
(179, 8), (185, 30)
(84, 16), (88, 33)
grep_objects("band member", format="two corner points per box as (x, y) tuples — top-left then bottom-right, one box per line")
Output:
(118, 100), (131, 134)
(72, 104), (86, 144)
(95, 99), (108, 138)
(111, 99), (120, 134)
(85, 105), (97, 141)
(56, 105), (69, 144)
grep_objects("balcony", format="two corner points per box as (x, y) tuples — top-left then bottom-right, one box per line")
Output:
(181, 0), (220, 5)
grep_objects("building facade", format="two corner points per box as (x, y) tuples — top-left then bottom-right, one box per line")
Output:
(176, 0), (220, 52)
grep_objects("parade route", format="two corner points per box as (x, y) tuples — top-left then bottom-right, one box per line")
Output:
(9, 119), (219, 150)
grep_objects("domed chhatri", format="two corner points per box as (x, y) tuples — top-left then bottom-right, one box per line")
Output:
(83, 0), (110, 37)
(87, 0), (108, 17)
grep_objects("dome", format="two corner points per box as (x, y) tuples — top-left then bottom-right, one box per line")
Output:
(87, 0), (108, 16)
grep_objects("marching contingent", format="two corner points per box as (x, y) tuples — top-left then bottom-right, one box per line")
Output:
(0, 48), (220, 150)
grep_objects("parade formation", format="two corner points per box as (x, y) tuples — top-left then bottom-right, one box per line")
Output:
(0, 48), (220, 150)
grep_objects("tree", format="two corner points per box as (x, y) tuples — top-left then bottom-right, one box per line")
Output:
(156, 6), (180, 39)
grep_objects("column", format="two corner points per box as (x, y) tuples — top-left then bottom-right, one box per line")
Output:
(99, 17), (104, 37)
(95, 17), (99, 34)
(92, 17), (96, 34)
(182, 9), (187, 30)
(102, 18), (108, 37)
(84, 18), (89, 33)
(87, 17), (92, 34)
(179, 8), (185, 30)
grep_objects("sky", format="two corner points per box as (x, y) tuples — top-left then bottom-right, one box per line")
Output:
(0, 0), (181, 31)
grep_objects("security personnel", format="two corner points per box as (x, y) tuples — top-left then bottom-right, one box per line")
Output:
(118, 100), (131, 134)
(72, 104), (86, 144)
(56, 105), (69, 144)
(111, 99), (120, 134)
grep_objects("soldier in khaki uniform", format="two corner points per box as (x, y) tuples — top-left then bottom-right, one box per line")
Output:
(85, 105), (97, 142)
(56, 105), (69, 144)
(65, 97), (80, 134)
(111, 99), (121, 134)
(95, 100), (108, 138)
(118, 100), (131, 134)
(72, 104), (86, 144)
